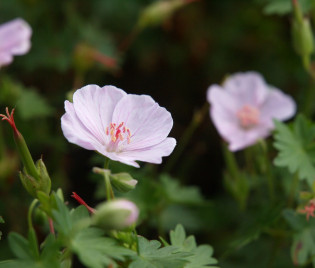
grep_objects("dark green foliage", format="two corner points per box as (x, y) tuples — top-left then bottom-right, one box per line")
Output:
(273, 115), (315, 186)
(130, 236), (190, 268)
(169, 224), (219, 268)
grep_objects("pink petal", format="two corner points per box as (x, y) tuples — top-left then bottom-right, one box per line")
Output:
(224, 72), (268, 106)
(227, 125), (270, 151)
(72, 85), (126, 144)
(117, 137), (176, 164)
(208, 85), (240, 142)
(207, 85), (240, 113)
(0, 18), (32, 66)
(61, 101), (100, 150)
(112, 94), (174, 150)
(260, 87), (296, 126)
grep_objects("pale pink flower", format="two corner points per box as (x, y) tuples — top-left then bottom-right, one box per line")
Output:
(93, 199), (139, 230)
(207, 72), (296, 151)
(0, 18), (32, 67)
(61, 85), (176, 167)
(106, 199), (139, 226)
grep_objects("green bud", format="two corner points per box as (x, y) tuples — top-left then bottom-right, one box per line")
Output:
(137, 0), (185, 29)
(292, 18), (314, 57)
(0, 108), (51, 197)
(19, 159), (51, 198)
(92, 199), (139, 230)
(110, 173), (138, 193)
(300, 191), (314, 200)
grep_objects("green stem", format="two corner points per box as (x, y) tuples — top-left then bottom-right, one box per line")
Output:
(164, 102), (209, 173)
(301, 79), (315, 117)
(0, 124), (5, 160)
(104, 158), (114, 200)
(259, 140), (275, 202)
(222, 143), (241, 179)
(104, 172), (114, 201)
(27, 199), (40, 258)
(287, 173), (299, 207)
(104, 157), (110, 169)
(27, 199), (39, 230)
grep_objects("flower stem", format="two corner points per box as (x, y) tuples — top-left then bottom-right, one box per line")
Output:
(27, 199), (40, 258)
(223, 143), (240, 179)
(287, 173), (299, 207)
(258, 140), (275, 202)
(48, 217), (55, 236)
(27, 199), (38, 230)
(164, 102), (209, 173)
(104, 173), (114, 201)
(104, 159), (114, 200)
(0, 124), (5, 160)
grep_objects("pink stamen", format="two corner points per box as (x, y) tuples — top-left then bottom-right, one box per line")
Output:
(299, 199), (315, 221)
(71, 192), (96, 214)
(106, 122), (131, 144)
(236, 105), (260, 129)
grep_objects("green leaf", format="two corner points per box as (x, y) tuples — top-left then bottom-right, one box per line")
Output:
(8, 232), (35, 260)
(273, 115), (315, 186)
(282, 209), (308, 231)
(263, 0), (313, 15)
(291, 228), (315, 266)
(169, 225), (219, 268)
(160, 175), (206, 206)
(70, 227), (134, 268)
(17, 89), (54, 119)
(129, 236), (190, 268)
(170, 225), (196, 252)
(5, 233), (60, 268)
(52, 195), (72, 236)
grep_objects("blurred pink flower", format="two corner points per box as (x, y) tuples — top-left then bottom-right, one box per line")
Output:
(0, 18), (32, 67)
(299, 199), (315, 221)
(61, 85), (176, 167)
(107, 199), (139, 226)
(207, 72), (296, 151)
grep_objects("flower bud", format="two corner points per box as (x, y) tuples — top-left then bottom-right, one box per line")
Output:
(291, 0), (314, 61)
(137, 0), (187, 29)
(0, 108), (51, 197)
(19, 159), (51, 198)
(110, 173), (138, 193)
(292, 18), (314, 57)
(92, 199), (139, 230)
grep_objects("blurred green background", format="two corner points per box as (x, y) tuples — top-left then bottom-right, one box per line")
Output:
(0, 0), (309, 267)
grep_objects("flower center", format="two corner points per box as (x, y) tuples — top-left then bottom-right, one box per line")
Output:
(106, 122), (131, 144)
(236, 105), (260, 129)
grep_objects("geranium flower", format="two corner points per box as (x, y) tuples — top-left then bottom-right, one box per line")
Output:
(207, 72), (296, 151)
(0, 18), (32, 67)
(61, 85), (176, 167)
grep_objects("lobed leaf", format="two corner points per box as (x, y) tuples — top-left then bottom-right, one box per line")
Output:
(273, 115), (315, 186)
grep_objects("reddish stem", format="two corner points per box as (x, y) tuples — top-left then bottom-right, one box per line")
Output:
(48, 217), (55, 236)
(0, 107), (20, 136)
(71, 192), (96, 214)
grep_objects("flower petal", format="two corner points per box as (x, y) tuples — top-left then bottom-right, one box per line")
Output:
(72, 85), (126, 144)
(0, 18), (32, 66)
(227, 125), (270, 151)
(61, 101), (100, 150)
(117, 137), (176, 164)
(112, 94), (174, 149)
(260, 87), (296, 125)
(207, 84), (240, 113)
(224, 72), (268, 106)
